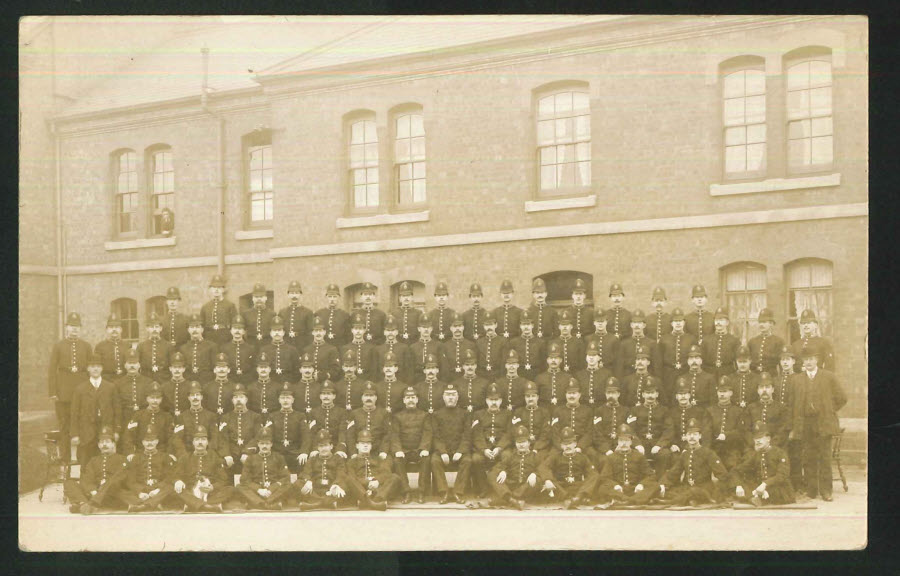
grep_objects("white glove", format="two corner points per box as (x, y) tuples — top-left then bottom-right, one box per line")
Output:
(309, 450), (319, 458)
(527, 473), (537, 487)
(257, 488), (271, 498)
(241, 454), (249, 464)
(224, 456), (234, 467)
(736, 486), (745, 498)
(651, 445), (660, 455)
(332, 485), (346, 498)
(395, 451), (405, 459)
(441, 454), (451, 465)
(126, 454), (135, 463)
(484, 449), (494, 460)
(543, 480), (555, 491)
(671, 445), (680, 453)
(717, 433), (726, 441)
(350, 453), (358, 460)
(379, 452), (388, 460)
(754, 482), (767, 495)
(491, 447), (501, 459)
(635, 445), (645, 455)
(71, 436), (80, 446)
(301, 480), (313, 495)
(605, 450), (613, 456)
(174, 480), (185, 494)
(452, 453), (462, 462)
(336, 451), (347, 459)
(635, 484), (644, 492)
(148, 488), (160, 497)
(420, 450), (429, 458)
(297, 453), (308, 466)
(496, 470), (507, 484)
(368, 479), (380, 490)
(659, 484), (666, 497)
(614, 484), (623, 493)
(139, 492), (150, 501)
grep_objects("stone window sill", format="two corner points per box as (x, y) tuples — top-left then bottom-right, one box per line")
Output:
(336, 210), (430, 229)
(709, 173), (841, 197)
(104, 237), (176, 251)
(525, 194), (596, 213)
(235, 229), (274, 240)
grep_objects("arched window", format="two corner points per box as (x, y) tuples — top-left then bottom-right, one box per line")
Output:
(535, 270), (594, 311)
(390, 280), (426, 312)
(344, 282), (379, 311)
(785, 47), (833, 172)
(393, 107), (426, 207)
(146, 296), (167, 322)
(147, 145), (175, 237)
(535, 83), (591, 196)
(720, 262), (768, 343)
(243, 130), (274, 227)
(785, 258), (833, 342)
(113, 149), (138, 236)
(721, 57), (766, 177)
(111, 298), (139, 345)
(238, 290), (275, 314)
(348, 112), (379, 211)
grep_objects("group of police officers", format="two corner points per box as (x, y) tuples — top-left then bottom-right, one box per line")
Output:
(49, 275), (846, 514)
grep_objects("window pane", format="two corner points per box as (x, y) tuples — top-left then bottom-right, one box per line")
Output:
(365, 143), (378, 163)
(537, 120), (555, 145)
(808, 60), (832, 87)
(351, 122), (365, 144)
(555, 92), (572, 115)
(413, 179), (426, 203)
(555, 118), (572, 143)
(573, 92), (589, 112)
(250, 149), (262, 170)
(410, 114), (425, 137)
(366, 167), (379, 183)
(746, 266), (767, 290)
(811, 136), (833, 165)
(788, 138), (810, 167)
(541, 165), (556, 190)
(723, 71), (745, 99)
(789, 119), (812, 140)
(746, 123), (766, 144)
(539, 96), (554, 117)
(540, 146), (556, 166)
(262, 147), (272, 169)
(745, 69), (765, 96)
(411, 137), (425, 160)
(354, 185), (367, 207)
(575, 115), (590, 140)
(786, 90), (809, 119)
(364, 121), (377, 143)
(558, 162), (575, 188)
(399, 180), (412, 204)
(262, 168), (273, 190)
(250, 170), (262, 191)
(265, 194), (274, 220)
(163, 152), (174, 171)
(559, 144), (574, 164)
(746, 143), (766, 172)
(395, 139), (410, 162)
(152, 173), (163, 193)
(745, 95), (766, 124)
(367, 184), (379, 206)
(725, 126), (746, 146)
(811, 262), (833, 287)
(811, 117), (833, 137)
(787, 62), (810, 91)
(350, 144), (364, 167)
(413, 161), (425, 180)
(726, 269), (746, 291)
(576, 142), (590, 162)
(164, 171), (175, 192)
(396, 115), (410, 138)
(576, 161), (591, 187)
(398, 163), (412, 181)
(723, 98), (745, 126)
(353, 168), (366, 186)
(251, 198), (264, 221)
(725, 145), (746, 173)
(809, 87), (832, 116)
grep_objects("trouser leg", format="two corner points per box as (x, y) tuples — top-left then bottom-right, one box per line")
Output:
(343, 474), (371, 506)
(376, 474), (403, 501)
(236, 484), (266, 508)
(627, 482), (659, 505)
(268, 481), (296, 504)
(788, 439), (804, 494)
(63, 479), (88, 507)
(489, 474), (512, 501)
(813, 434), (834, 498)
(394, 456), (411, 493)
(430, 454), (449, 494)
(55, 401), (71, 462)
(510, 481), (540, 502)
(176, 489), (206, 511)
(470, 453), (488, 495)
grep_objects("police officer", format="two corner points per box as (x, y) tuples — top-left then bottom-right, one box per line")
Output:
(201, 274), (237, 346)
(236, 426), (295, 510)
(729, 345), (760, 409)
(63, 425), (128, 514)
(119, 425), (176, 512)
(494, 279), (522, 339)
(122, 382), (174, 455)
(377, 314), (413, 384)
(462, 282), (487, 342)
(294, 352), (322, 415)
(451, 348), (488, 414)
(527, 277), (558, 340)
(428, 281), (455, 342)
(297, 430), (349, 510)
(353, 281), (386, 345)
(161, 287), (189, 349)
(344, 428), (400, 510)
(507, 309), (547, 382)
(476, 310), (506, 381)
(49, 311), (94, 462)
(618, 309), (662, 381)
(335, 348), (368, 411)
(746, 373), (789, 448)
(280, 280), (314, 351)
(410, 310), (441, 382)
(790, 309), (836, 372)
(622, 344), (662, 408)
(565, 277), (594, 341)
(606, 282), (632, 341)
(439, 312), (477, 379)
(416, 353), (445, 415)
(538, 426), (599, 508)
(242, 282), (275, 346)
(219, 314), (255, 385)
(512, 380), (552, 462)
(179, 313), (218, 383)
(660, 308), (695, 403)
(536, 342), (566, 408)
(497, 349), (529, 412)
(341, 312), (379, 382)
(203, 353), (235, 419)
(584, 309), (622, 380)
(575, 340), (613, 407)
(162, 352), (190, 417)
(344, 381), (392, 460)
(307, 381), (350, 458)
(702, 307), (740, 382)
(551, 378), (594, 455)
(114, 350), (154, 441)
(375, 351), (406, 414)
(391, 386), (433, 503)
(95, 314), (126, 379)
(646, 287), (672, 344)
(471, 383), (514, 497)
(593, 423), (658, 507)
(315, 283), (350, 348)
(171, 381), (220, 461)
(548, 309), (585, 374)
(137, 311), (171, 378)
(487, 425), (542, 509)
(732, 421), (796, 506)
(683, 344), (715, 408)
(659, 417), (728, 506)
(260, 315), (299, 384)
(430, 383), (473, 504)
(631, 379), (673, 476)
(392, 281), (421, 345)
(248, 352), (279, 416)
(219, 382), (262, 482)
(775, 345), (797, 408)
(591, 377), (632, 468)
(303, 316), (341, 383)
(69, 353), (116, 465)
(749, 308), (785, 376)
(171, 424), (233, 513)
(269, 383), (311, 474)
(666, 378), (712, 454)
(708, 377), (748, 469)
(685, 284), (714, 345)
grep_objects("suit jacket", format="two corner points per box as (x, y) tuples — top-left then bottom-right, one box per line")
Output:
(69, 379), (117, 443)
(48, 337), (93, 401)
(789, 369), (846, 438)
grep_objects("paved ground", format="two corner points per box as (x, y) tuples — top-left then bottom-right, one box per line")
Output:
(19, 466), (867, 552)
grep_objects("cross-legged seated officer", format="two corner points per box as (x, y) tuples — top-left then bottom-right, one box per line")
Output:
(488, 425), (542, 510)
(512, 380), (552, 463)
(658, 418), (728, 506)
(431, 383), (473, 504)
(470, 383), (513, 497)
(345, 428), (402, 511)
(592, 423), (658, 508)
(172, 424), (233, 513)
(392, 386), (433, 503)
(537, 426), (599, 509)
(118, 425), (176, 512)
(732, 421), (796, 507)
(235, 427), (296, 510)
(298, 430), (350, 510)
(64, 425), (128, 514)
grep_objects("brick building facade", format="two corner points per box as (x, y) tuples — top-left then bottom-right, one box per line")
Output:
(19, 16), (867, 415)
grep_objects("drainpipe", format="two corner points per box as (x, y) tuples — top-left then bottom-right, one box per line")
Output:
(53, 121), (65, 338)
(200, 46), (226, 275)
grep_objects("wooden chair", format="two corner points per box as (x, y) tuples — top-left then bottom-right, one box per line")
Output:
(832, 427), (848, 492)
(39, 431), (70, 503)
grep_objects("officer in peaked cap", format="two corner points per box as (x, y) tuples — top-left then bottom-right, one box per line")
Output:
(242, 282), (275, 346)
(685, 284), (714, 346)
(790, 309), (836, 372)
(162, 287), (189, 349)
(392, 281), (421, 345)
(565, 277), (595, 341)
(95, 313), (126, 378)
(391, 384), (433, 503)
(49, 310), (93, 463)
(494, 279), (523, 339)
(463, 282), (487, 342)
(279, 280), (314, 351)
(315, 283), (350, 347)
(137, 311), (172, 377)
(646, 286), (672, 344)
(527, 277), (559, 340)
(179, 313), (218, 383)
(748, 307), (785, 377)
(702, 306), (740, 383)
(201, 274), (237, 346)
(507, 308), (548, 382)
(428, 281), (456, 342)
(352, 281), (386, 345)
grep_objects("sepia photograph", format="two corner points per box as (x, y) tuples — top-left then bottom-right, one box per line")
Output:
(18, 14), (867, 551)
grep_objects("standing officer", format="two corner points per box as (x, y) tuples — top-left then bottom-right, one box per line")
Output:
(428, 281), (455, 343)
(775, 346), (797, 409)
(790, 309), (836, 372)
(593, 423), (658, 507)
(353, 282), (386, 345)
(497, 349), (529, 412)
(527, 277), (558, 340)
(471, 383), (513, 497)
(487, 425), (542, 510)
(260, 315), (299, 384)
(303, 316), (341, 383)
(220, 315), (255, 385)
(307, 381), (349, 458)
(547, 309), (585, 374)
(732, 421), (796, 506)
(235, 427), (295, 510)
(660, 309), (695, 404)
(179, 314), (218, 383)
(494, 279), (522, 339)
(122, 382), (174, 455)
(476, 310), (506, 381)
(344, 381), (393, 461)
(391, 385), (433, 503)
(430, 383), (473, 504)
(416, 354), (445, 415)
(646, 287), (672, 344)
(171, 424), (233, 513)
(685, 284), (714, 346)
(536, 342), (566, 408)
(69, 353), (116, 465)
(507, 309), (547, 382)
(247, 352), (279, 416)
(335, 348), (367, 411)
(606, 282), (632, 341)
(219, 382), (262, 482)
(280, 280), (314, 352)
(203, 353), (235, 419)
(584, 309), (622, 380)
(410, 310), (440, 382)
(316, 283), (350, 348)
(294, 352), (321, 415)
(708, 378), (747, 469)
(171, 381), (220, 461)
(462, 282), (487, 342)
(683, 344), (715, 408)
(622, 345), (661, 408)
(746, 373), (789, 449)
(666, 378), (712, 454)
(242, 282), (274, 346)
(392, 281), (421, 345)
(49, 311), (93, 462)
(565, 277), (594, 341)
(377, 314), (413, 384)
(161, 287), (189, 350)
(788, 341), (846, 501)
(95, 314), (126, 379)
(538, 426), (599, 509)
(270, 383), (311, 474)
(114, 350), (153, 441)
(749, 308), (785, 376)
(451, 348), (488, 415)
(439, 313), (477, 380)
(341, 312), (379, 383)
(590, 377), (632, 468)
(162, 352), (190, 417)
(137, 311), (171, 379)
(201, 274), (237, 346)
(618, 309), (662, 380)
(63, 425), (128, 514)
(702, 307), (740, 382)
(512, 380), (552, 462)
(729, 345), (760, 409)
(575, 340), (613, 408)
(631, 380), (674, 476)
(376, 351), (407, 414)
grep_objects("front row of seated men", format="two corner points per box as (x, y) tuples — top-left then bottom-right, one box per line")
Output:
(64, 376), (797, 513)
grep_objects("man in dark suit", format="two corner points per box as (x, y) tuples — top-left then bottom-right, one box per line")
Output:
(70, 353), (117, 465)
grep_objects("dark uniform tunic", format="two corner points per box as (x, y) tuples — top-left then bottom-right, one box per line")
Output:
(708, 402), (748, 468)
(315, 306), (351, 348)
(493, 304), (522, 339)
(307, 403), (350, 453)
(430, 405), (473, 494)
(475, 334), (507, 381)
(173, 449), (234, 510)
(565, 304), (594, 341)
(538, 449), (599, 500)
(218, 408), (262, 468)
(591, 402), (632, 456)
(666, 404), (712, 449)
(376, 339), (413, 384)
(702, 331), (740, 381)
(659, 332), (695, 402)
(415, 377), (446, 415)
(344, 453), (402, 503)
(172, 407), (220, 460)
(298, 453), (347, 498)
(352, 306), (387, 346)
(136, 337), (172, 379)
(682, 368), (716, 408)
(236, 450), (295, 507)
(790, 335), (835, 372)
(439, 337), (477, 380)
(340, 340), (379, 383)
(595, 448), (657, 504)
(202, 378), (235, 419)
(631, 402), (674, 473)
(451, 374), (489, 414)
(248, 378), (280, 416)
(471, 408), (513, 481)
(546, 336), (585, 374)
(583, 331), (621, 380)
(728, 370), (760, 409)
(646, 309), (672, 344)
(201, 298), (237, 346)
(219, 339), (256, 384)
(746, 400), (789, 448)
(462, 306), (486, 342)
(258, 341), (299, 384)
(661, 444), (728, 504)
(409, 338), (441, 383)
(334, 374), (369, 412)
(344, 406), (392, 457)
(391, 407), (433, 493)
(506, 335), (546, 382)
(527, 303), (559, 340)
(427, 306), (456, 343)
(64, 452), (128, 508)
(269, 409), (311, 471)
(279, 303), (314, 351)
(375, 377), (407, 414)
(95, 338), (127, 378)
(161, 310), (189, 350)
(179, 338), (218, 383)
(123, 408), (174, 454)
(116, 449), (175, 507)
(293, 377), (321, 415)
(684, 309), (714, 346)
(114, 373), (154, 437)
(574, 366), (613, 407)
(551, 403), (593, 451)
(605, 306), (632, 341)
(392, 305), (421, 345)
(619, 336), (662, 380)
(489, 449), (542, 502)
(496, 375), (529, 412)
(731, 445), (795, 504)
(622, 371), (661, 408)
(512, 405), (552, 456)
(162, 377), (190, 416)
(749, 332), (785, 376)
(302, 340), (341, 383)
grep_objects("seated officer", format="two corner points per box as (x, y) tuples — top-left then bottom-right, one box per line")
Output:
(631, 380), (674, 476)
(487, 425), (542, 510)
(118, 425), (176, 513)
(391, 386), (433, 503)
(298, 430), (350, 510)
(172, 424), (233, 513)
(732, 421), (796, 506)
(451, 348), (488, 414)
(171, 381), (219, 461)
(659, 418), (728, 506)
(431, 383), (473, 505)
(471, 383), (513, 497)
(64, 426), (128, 514)
(591, 377), (632, 469)
(537, 426), (599, 509)
(512, 380), (552, 463)
(235, 427), (295, 510)
(344, 428), (401, 511)
(123, 382), (174, 455)
(593, 423), (658, 508)
(270, 384), (311, 474)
